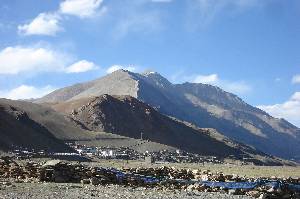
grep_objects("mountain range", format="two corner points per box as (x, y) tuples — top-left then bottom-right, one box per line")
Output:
(36, 70), (300, 161)
(1, 94), (282, 165)
(52, 94), (277, 163)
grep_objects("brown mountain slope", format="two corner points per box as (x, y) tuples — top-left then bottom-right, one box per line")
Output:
(0, 98), (106, 153)
(0, 100), (71, 152)
(0, 98), (93, 141)
(52, 94), (285, 165)
(0, 98), (177, 154)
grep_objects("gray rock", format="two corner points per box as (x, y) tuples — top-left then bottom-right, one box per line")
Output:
(43, 160), (62, 167)
(228, 189), (236, 195)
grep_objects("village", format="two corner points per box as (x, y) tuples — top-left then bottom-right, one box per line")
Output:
(9, 143), (223, 165)
(68, 142), (223, 164)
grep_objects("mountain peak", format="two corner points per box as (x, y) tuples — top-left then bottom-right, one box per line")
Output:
(142, 70), (158, 76)
(141, 71), (172, 89)
(110, 69), (134, 76)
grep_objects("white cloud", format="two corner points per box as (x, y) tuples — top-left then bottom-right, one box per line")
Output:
(222, 81), (251, 94)
(0, 45), (96, 75)
(257, 92), (300, 128)
(106, 65), (136, 74)
(291, 92), (300, 101)
(292, 74), (300, 84)
(194, 74), (218, 84)
(65, 60), (98, 73)
(18, 0), (106, 37)
(0, 85), (55, 100)
(192, 73), (251, 94)
(18, 0), (160, 38)
(18, 13), (62, 36)
(0, 46), (71, 74)
(59, 0), (104, 18)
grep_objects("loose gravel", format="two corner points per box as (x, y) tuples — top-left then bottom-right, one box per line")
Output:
(0, 183), (254, 199)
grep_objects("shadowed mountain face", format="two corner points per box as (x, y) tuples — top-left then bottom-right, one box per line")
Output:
(37, 70), (300, 160)
(52, 94), (286, 165)
(0, 100), (71, 152)
(0, 98), (96, 152)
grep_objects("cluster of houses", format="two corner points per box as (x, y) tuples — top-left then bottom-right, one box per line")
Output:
(150, 150), (221, 164)
(67, 143), (140, 160)
(11, 146), (79, 159)
(67, 143), (223, 164)
(9, 144), (223, 164)
(11, 147), (46, 158)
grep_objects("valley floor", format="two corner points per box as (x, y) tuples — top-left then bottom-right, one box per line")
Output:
(84, 159), (300, 178)
(0, 182), (253, 199)
(1, 158), (299, 199)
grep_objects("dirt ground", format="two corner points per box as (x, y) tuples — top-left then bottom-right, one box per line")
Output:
(0, 182), (254, 199)
(1, 159), (299, 199)
(82, 159), (300, 178)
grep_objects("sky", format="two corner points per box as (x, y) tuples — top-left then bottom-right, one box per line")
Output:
(0, 0), (299, 127)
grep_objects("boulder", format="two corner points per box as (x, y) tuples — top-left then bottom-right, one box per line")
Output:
(42, 160), (62, 167)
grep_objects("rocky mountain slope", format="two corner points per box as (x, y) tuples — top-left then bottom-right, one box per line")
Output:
(0, 98), (177, 154)
(52, 94), (287, 165)
(0, 98), (116, 153)
(0, 99), (72, 152)
(37, 70), (300, 160)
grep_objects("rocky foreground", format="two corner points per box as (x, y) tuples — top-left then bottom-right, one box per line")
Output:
(0, 157), (300, 199)
(0, 183), (253, 199)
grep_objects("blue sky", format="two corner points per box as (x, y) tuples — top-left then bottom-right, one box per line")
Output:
(0, 0), (299, 127)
